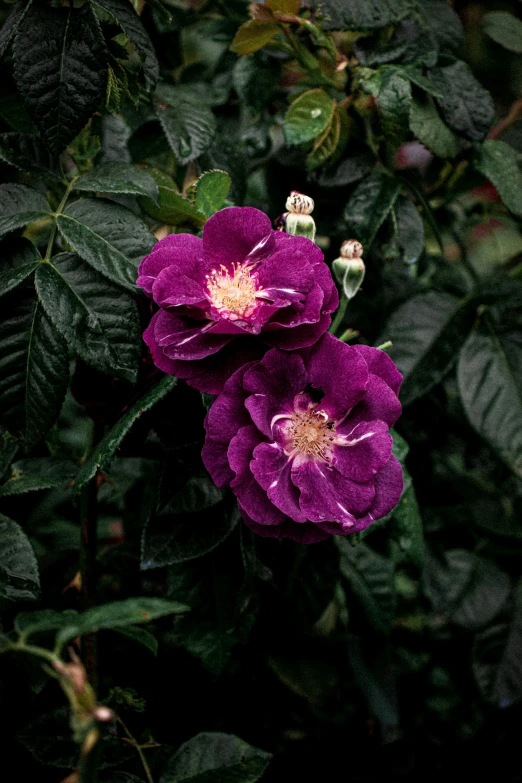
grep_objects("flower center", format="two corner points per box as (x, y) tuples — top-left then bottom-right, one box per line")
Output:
(288, 407), (335, 461)
(206, 263), (260, 321)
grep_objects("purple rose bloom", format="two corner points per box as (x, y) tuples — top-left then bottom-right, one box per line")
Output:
(137, 207), (338, 393)
(202, 334), (403, 543)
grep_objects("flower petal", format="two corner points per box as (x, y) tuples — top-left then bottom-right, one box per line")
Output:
(228, 425), (285, 526)
(257, 248), (314, 303)
(152, 261), (209, 309)
(251, 442), (307, 522)
(203, 206), (275, 270)
(143, 311), (181, 376)
(351, 455), (403, 533)
(173, 338), (266, 394)
(202, 362), (255, 487)
(291, 459), (374, 528)
(156, 309), (232, 361)
(332, 420), (392, 482)
(354, 344), (402, 395)
(304, 334), (369, 421)
(243, 349), (307, 437)
(339, 375), (402, 431)
(137, 234), (203, 295)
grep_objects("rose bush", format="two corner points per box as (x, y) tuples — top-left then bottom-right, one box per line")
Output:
(203, 334), (402, 542)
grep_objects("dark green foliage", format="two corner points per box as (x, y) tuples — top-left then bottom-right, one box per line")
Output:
(1, 1), (522, 780)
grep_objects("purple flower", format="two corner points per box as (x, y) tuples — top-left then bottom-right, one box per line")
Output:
(137, 207), (338, 393)
(202, 334), (403, 543)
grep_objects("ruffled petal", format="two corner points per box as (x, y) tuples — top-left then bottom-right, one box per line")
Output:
(152, 261), (209, 309)
(243, 349), (307, 437)
(228, 425), (285, 526)
(155, 309), (233, 361)
(202, 362), (255, 486)
(354, 344), (402, 395)
(291, 459), (374, 528)
(332, 420), (392, 482)
(142, 311), (181, 376)
(263, 310), (331, 350)
(203, 207), (275, 270)
(168, 338), (266, 394)
(339, 375), (402, 431)
(251, 442), (307, 522)
(351, 455), (403, 533)
(257, 249), (314, 304)
(304, 334), (369, 421)
(137, 234), (203, 295)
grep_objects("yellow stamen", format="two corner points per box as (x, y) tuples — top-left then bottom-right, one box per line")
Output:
(287, 408), (335, 461)
(206, 263), (259, 321)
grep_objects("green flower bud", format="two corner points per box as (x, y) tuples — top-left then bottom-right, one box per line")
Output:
(283, 191), (316, 242)
(332, 239), (365, 300)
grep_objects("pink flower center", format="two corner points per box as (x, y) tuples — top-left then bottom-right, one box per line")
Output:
(206, 263), (261, 322)
(287, 406), (336, 461)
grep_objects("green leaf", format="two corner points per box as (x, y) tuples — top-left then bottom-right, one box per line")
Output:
(319, 0), (416, 30)
(409, 96), (460, 158)
(113, 625), (158, 656)
(418, 0), (464, 54)
(391, 480), (424, 568)
(14, 608), (79, 638)
(0, 458), (76, 497)
(458, 326), (522, 477)
(337, 538), (396, 633)
(230, 20), (280, 55)
(0, 133), (59, 178)
(13, 3), (107, 154)
(91, 0), (159, 87)
(154, 84), (216, 165)
(0, 514), (39, 602)
(195, 170), (232, 218)
(139, 168), (205, 228)
(0, 183), (50, 235)
(343, 170), (401, 247)
(394, 196), (424, 264)
(74, 375), (177, 494)
(35, 253), (141, 383)
(430, 61), (495, 142)
(57, 198), (155, 291)
(384, 292), (475, 407)
(0, 238), (40, 297)
(423, 549), (510, 630)
(371, 66), (412, 149)
(473, 602), (522, 707)
(0, 290), (69, 449)
(284, 89), (336, 147)
(306, 107), (341, 170)
(0, 427), (18, 482)
(483, 11), (522, 53)
(55, 597), (189, 647)
(0, 0), (35, 60)
(160, 732), (272, 783)
(474, 140), (522, 218)
(141, 490), (239, 569)
(75, 163), (160, 203)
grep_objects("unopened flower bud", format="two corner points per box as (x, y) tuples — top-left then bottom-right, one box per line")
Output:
(283, 191), (316, 241)
(332, 240), (365, 300)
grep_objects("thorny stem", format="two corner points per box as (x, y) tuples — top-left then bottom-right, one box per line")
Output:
(45, 176), (79, 261)
(116, 716), (155, 783)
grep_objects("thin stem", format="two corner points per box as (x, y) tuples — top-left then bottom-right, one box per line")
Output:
(45, 176), (79, 261)
(329, 293), (348, 335)
(116, 716), (154, 783)
(3, 641), (59, 665)
(488, 94), (522, 140)
(79, 733), (101, 783)
(339, 328), (359, 343)
(376, 341), (392, 352)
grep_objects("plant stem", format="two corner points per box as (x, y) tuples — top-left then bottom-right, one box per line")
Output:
(488, 94), (522, 140)
(45, 176), (79, 261)
(116, 716), (155, 783)
(329, 293), (348, 335)
(339, 328), (359, 343)
(79, 733), (101, 783)
(376, 340), (392, 351)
